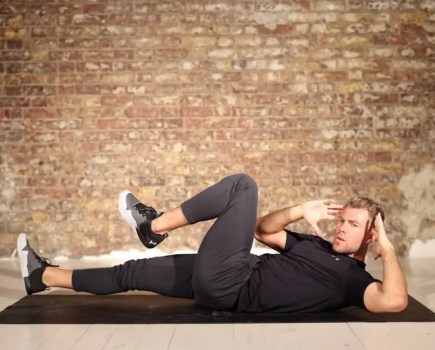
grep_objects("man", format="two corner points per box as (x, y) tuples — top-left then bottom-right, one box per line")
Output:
(17, 173), (408, 313)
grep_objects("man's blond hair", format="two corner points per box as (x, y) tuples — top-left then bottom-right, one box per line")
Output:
(344, 197), (385, 222)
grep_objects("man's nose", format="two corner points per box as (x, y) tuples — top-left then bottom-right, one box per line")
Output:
(337, 222), (346, 231)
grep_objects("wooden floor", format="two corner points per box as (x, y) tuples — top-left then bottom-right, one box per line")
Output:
(1, 255), (434, 350)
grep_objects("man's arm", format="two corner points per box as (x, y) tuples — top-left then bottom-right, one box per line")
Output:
(364, 214), (408, 313)
(255, 199), (342, 251)
(254, 205), (303, 251)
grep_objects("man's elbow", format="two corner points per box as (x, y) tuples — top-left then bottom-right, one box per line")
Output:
(395, 295), (408, 312)
(254, 232), (268, 245)
(369, 295), (408, 313)
(388, 295), (408, 313)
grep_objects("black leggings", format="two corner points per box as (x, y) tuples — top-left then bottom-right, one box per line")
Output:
(72, 174), (260, 310)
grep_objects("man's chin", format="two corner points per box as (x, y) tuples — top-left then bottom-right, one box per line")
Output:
(332, 243), (341, 253)
(332, 245), (351, 255)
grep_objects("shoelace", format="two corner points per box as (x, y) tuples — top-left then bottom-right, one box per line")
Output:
(34, 252), (59, 267)
(134, 202), (157, 220)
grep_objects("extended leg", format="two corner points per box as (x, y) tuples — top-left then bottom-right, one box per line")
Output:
(17, 232), (195, 297)
(43, 267), (73, 289)
(34, 254), (195, 297)
(71, 255), (195, 297)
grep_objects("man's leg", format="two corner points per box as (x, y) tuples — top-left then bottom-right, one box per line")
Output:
(180, 173), (259, 309)
(71, 254), (195, 297)
(118, 191), (189, 248)
(117, 173), (259, 309)
(20, 173), (257, 301)
(17, 233), (195, 298)
(43, 267), (73, 288)
(35, 255), (195, 297)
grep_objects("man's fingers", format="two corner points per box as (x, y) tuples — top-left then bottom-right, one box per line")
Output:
(326, 214), (339, 221)
(323, 199), (335, 203)
(375, 213), (384, 227)
(325, 200), (343, 213)
(374, 213), (386, 236)
(327, 208), (343, 220)
(311, 223), (322, 236)
(327, 204), (343, 209)
(327, 207), (342, 215)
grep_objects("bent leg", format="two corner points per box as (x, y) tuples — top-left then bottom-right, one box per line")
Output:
(69, 254), (195, 298)
(181, 174), (259, 309)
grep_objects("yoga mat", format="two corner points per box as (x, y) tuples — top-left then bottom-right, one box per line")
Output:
(0, 294), (434, 324)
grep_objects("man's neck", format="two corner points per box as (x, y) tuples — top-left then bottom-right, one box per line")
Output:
(348, 245), (368, 262)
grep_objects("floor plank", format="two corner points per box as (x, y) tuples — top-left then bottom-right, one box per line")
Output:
(349, 322), (435, 350)
(102, 324), (148, 350)
(38, 325), (90, 350)
(233, 324), (267, 350)
(136, 325), (176, 350)
(263, 323), (365, 350)
(0, 324), (62, 350)
(70, 324), (118, 350)
(169, 324), (233, 350)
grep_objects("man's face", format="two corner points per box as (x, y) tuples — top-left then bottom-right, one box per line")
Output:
(332, 207), (372, 255)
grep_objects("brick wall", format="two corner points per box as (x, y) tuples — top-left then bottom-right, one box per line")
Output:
(1, 0), (434, 257)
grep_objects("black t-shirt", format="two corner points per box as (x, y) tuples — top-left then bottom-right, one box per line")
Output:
(236, 230), (379, 312)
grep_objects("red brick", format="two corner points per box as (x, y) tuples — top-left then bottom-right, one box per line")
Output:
(125, 107), (159, 118)
(181, 106), (214, 117)
(369, 152), (393, 162)
(101, 96), (133, 106)
(155, 49), (188, 59)
(256, 24), (296, 35)
(6, 39), (22, 49)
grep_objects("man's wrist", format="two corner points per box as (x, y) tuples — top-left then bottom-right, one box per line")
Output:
(379, 243), (396, 260)
(289, 204), (303, 222)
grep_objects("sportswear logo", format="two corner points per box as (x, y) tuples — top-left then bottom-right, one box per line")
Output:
(331, 255), (340, 261)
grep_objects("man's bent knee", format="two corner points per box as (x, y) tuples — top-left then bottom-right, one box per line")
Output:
(231, 173), (258, 193)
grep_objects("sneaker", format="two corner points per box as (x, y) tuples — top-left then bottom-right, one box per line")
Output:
(118, 190), (168, 248)
(17, 233), (58, 295)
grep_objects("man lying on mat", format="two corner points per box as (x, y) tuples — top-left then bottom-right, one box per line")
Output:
(17, 173), (408, 313)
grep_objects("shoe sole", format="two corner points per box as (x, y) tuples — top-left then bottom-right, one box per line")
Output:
(118, 190), (141, 234)
(17, 233), (31, 294)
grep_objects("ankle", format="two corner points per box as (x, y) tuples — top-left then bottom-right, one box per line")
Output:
(41, 266), (53, 287)
(151, 215), (167, 234)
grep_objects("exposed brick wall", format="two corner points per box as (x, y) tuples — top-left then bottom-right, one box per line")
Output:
(1, 0), (434, 257)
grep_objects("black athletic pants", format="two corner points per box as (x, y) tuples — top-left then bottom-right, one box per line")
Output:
(72, 174), (260, 310)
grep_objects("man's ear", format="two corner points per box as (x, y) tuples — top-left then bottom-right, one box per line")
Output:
(365, 229), (376, 244)
(364, 220), (376, 244)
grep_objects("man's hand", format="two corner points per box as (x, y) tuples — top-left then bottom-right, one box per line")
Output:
(364, 213), (408, 313)
(372, 213), (394, 260)
(301, 199), (343, 236)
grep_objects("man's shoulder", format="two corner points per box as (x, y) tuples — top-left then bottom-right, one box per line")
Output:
(284, 229), (329, 242)
(283, 229), (333, 251)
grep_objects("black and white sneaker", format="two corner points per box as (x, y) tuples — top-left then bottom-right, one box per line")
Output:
(17, 233), (58, 295)
(118, 191), (168, 248)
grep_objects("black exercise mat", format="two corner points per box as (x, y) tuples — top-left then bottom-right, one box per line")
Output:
(0, 294), (434, 324)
